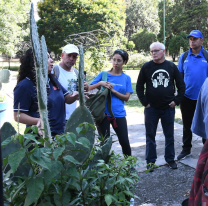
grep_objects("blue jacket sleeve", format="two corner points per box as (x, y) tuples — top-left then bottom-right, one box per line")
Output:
(191, 78), (208, 139)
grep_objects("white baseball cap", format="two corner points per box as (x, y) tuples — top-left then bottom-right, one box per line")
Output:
(62, 44), (79, 55)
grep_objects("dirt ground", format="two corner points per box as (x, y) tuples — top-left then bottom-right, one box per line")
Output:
(134, 162), (195, 206)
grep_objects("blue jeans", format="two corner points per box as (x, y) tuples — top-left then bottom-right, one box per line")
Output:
(144, 106), (175, 163)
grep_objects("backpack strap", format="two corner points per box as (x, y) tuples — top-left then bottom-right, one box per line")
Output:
(101, 71), (108, 91)
(106, 91), (118, 128)
(101, 71), (117, 127)
(182, 51), (189, 63)
(53, 64), (60, 79)
(202, 49), (208, 62)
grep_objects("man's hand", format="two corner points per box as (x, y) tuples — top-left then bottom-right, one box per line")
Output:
(84, 82), (89, 91)
(169, 101), (176, 108)
(145, 104), (150, 108)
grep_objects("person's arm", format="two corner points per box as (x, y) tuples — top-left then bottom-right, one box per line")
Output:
(110, 90), (131, 101)
(64, 91), (79, 104)
(88, 81), (112, 90)
(136, 64), (149, 107)
(14, 112), (40, 125)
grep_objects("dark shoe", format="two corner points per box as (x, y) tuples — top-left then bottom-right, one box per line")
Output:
(177, 151), (191, 160)
(146, 162), (155, 172)
(167, 160), (178, 169)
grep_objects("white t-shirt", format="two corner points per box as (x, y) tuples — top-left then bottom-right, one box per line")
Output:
(57, 64), (78, 120)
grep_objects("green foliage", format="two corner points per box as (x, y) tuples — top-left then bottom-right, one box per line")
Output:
(168, 32), (189, 62)
(158, 0), (208, 48)
(125, 0), (160, 40)
(2, 125), (139, 206)
(131, 29), (157, 53)
(0, 0), (30, 56)
(37, 0), (126, 54)
(127, 52), (151, 69)
(127, 41), (135, 50)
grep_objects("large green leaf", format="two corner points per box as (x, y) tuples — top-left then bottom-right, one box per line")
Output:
(30, 154), (52, 171)
(53, 146), (65, 161)
(65, 133), (76, 146)
(8, 148), (26, 173)
(43, 161), (63, 184)
(105, 194), (112, 206)
(77, 137), (90, 149)
(63, 155), (81, 165)
(24, 134), (40, 144)
(62, 191), (71, 206)
(24, 177), (44, 206)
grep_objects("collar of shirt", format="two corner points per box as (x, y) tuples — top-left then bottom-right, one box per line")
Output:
(188, 46), (204, 58)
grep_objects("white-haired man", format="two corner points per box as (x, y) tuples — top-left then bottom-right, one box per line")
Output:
(136, 42), (185, 171)
(53, 44), (89, 121)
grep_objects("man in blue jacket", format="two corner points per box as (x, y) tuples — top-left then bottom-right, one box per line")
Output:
(177, 30), (208, 160)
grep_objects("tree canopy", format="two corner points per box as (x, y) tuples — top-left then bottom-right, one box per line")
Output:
(158, 0), (208, 49)
(0, 0), (30, 56)
(37, 0), (126, 54)
(168, 31), (189, 62)
(131, 29), (157, 53)
(125, 0), (160, 40)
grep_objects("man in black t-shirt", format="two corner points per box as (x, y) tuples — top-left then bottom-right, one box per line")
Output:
(136, 42), (185, 172)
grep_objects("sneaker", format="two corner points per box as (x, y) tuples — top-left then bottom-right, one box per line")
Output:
(146, 163), (155, 172)
(167, 160), (178, 169)
(177, 151), (191, 160)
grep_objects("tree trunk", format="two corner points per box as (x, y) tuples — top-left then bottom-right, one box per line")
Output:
(172, 54), (176, 62)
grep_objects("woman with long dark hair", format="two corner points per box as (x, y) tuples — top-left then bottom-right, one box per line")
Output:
(14, 48), (79, 136)
(89, 49), (133, 156)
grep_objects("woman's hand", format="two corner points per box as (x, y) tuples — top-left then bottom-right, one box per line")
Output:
(99, 81), (113, 89)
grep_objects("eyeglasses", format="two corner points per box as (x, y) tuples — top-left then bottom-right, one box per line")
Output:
(150, 49), (163, 54)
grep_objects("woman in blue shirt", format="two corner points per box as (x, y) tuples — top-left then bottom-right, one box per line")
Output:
(13, 48), (79, 136)
(89, 49), (133, 156)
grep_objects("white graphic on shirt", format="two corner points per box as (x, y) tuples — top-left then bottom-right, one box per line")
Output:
(151, 69), (170, 88)
(111, 83), (122, 86)
(67, 78), (77, 94)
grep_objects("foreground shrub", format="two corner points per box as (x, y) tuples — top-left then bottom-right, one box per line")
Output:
(2, 125), (139, 206)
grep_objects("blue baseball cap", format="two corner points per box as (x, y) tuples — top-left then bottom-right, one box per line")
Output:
(186, 30), (203, 39)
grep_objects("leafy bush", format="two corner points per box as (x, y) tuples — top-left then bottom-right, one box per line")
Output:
(131, 28), (157, 53)
(2, 124), (139, 206)
(126, 52), (151, 70)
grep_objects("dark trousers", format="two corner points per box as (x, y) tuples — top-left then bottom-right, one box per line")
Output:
(180, 96), (197, 152)
(97, 116), (131, 156)
(145, 106), (175, 163)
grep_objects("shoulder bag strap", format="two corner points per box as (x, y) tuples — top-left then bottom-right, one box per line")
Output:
(53, 64), (60, 79)
(202, 49), (208, 62)
(102, 71), (117, 127)
(182, 51), (189, 64)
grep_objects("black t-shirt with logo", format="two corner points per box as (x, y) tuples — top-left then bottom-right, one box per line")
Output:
(136, 60), (185, 109)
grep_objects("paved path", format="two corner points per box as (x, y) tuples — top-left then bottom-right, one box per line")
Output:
(112, 110), (202, 172)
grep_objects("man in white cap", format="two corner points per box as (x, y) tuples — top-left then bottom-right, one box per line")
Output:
(177, 30), (208, 160)
(53, 44), (89, 121)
